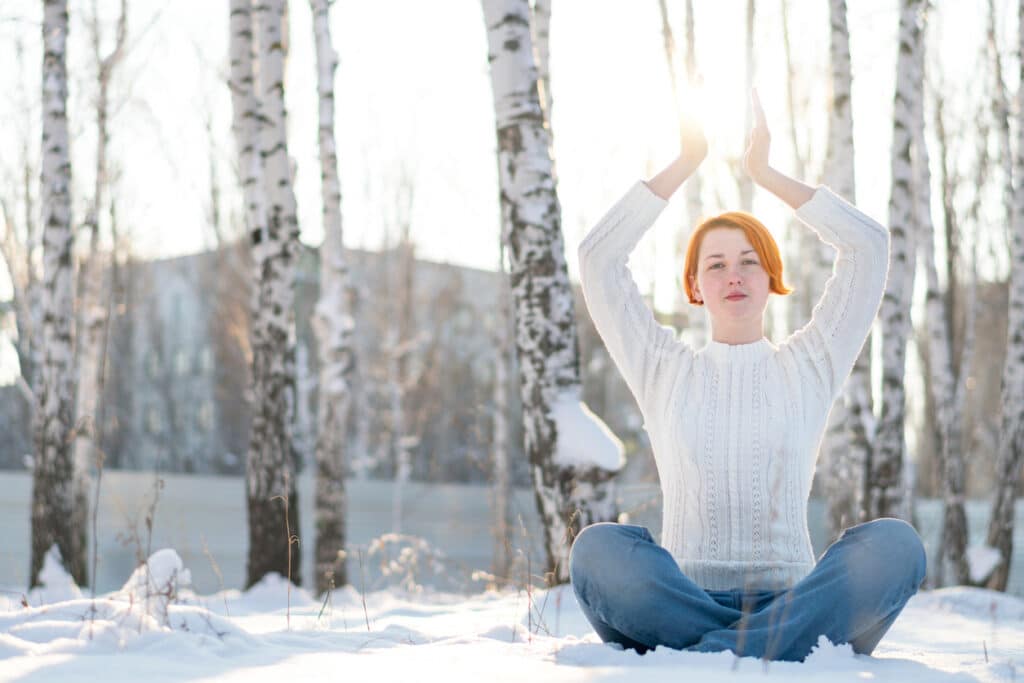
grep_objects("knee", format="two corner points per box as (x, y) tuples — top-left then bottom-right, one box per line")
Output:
(569, 523), (640, 588)
(857, 518), (927, 585)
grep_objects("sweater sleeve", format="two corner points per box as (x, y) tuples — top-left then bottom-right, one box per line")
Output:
(577, 181), (691, 416)
(779, 185), (891, 404)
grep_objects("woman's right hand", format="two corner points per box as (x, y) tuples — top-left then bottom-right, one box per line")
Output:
(645, 109), (707, 201)
(679, 109), (708, 166)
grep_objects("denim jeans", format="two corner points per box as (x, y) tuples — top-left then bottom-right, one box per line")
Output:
(568, 518), (927, 662)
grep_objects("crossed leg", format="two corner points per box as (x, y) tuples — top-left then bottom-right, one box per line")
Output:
(688, 518), (927, 661)
(568, 523), (743, 653)
(569, 518), (926, 662)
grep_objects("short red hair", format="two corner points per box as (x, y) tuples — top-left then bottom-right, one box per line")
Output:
(682, 211), (793, 306)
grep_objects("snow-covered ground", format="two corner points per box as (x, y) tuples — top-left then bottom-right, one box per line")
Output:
(2, 548), (1022, 683)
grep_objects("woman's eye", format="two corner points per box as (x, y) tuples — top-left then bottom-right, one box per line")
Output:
(709, 261), (757, 269)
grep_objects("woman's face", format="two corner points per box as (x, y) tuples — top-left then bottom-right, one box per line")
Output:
(689, 227), (770, 327)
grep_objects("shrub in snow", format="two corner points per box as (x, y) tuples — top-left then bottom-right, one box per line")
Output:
(117, 548), (192, 625)
(361, 533), (481, 594)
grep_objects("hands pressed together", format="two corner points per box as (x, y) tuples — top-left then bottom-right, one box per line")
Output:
(679, 87), (770, 184)
(647, 86), (813, 209)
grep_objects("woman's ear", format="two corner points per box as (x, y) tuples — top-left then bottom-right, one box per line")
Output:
(688, 274), (702, 303)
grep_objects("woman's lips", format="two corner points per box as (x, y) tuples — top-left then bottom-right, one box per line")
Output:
(726, 294), (747, 301)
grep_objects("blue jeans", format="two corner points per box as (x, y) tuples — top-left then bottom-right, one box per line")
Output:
(569, 518), (926, 662)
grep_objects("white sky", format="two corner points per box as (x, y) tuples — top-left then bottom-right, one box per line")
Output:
(0, 0), (1007, 386)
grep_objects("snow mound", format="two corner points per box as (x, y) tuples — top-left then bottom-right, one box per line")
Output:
(27, 545), (82, 605)
(804, 634), (856, 661)
(965, 544), (1001, 584)
(551, 391), (624, 470)
(232, 572), (317, 614)
(119, 548), (192, 603)
(910, 586), (1024, 621)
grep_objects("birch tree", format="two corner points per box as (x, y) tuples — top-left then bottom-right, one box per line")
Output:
(983, 0), (1024, 592)
(70, 0), (129, 586)
(31, 0), (84, 587)
(817, 0), (873, 538)
(490, 243), (513, 585)
(0, 192), (38, 406)
(738, 0), (756, 212)
(657, 0), (705, 343)
(531, 0), (552, 125)
(1, 39), (43, 405)
(925, 88), (980, 587)
(682, 1), (704, 244)
(309, 0), (353, 595)
(481, 0), (620, 584)
(236, 0), (303, 588)
(781, 0), (830, 337)
(386, 174), (418, 535)
(866, 0), (922, 521)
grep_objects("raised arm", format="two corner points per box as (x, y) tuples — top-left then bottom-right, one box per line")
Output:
(646, 112), (707, 200)
(577, 137), (704, 414)
(742, 88), (816, 210)
(779, 188), (889, 404)
(741, 88), (889, 401)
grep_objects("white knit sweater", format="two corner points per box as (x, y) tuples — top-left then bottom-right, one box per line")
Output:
(578, 180), (890, 591)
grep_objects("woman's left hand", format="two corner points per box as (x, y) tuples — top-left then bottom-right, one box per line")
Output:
(742, 88), (771, 184)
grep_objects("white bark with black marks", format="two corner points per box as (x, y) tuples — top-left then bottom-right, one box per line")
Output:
(867, 0), (921, 521)
(923, 88), (974, 587)
(984, 0), (1024, 592)
(244, 0), (302, 588)
(309, 0), (353, 595)
(531, 0), (552, 127)
(819, 0), (869, 539)
(491, 245), (513, 586)
(229, 0), (265, 251)
(32, 0), (84, 588)
(481, 0), (619, 584)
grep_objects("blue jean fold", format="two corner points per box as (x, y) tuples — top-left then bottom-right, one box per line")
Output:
(568, 518), (926, 662)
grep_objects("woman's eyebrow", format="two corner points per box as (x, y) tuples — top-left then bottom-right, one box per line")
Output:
(704, 249), (757, 261)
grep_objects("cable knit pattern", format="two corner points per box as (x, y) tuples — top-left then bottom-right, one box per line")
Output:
(577, 180), (889, 591)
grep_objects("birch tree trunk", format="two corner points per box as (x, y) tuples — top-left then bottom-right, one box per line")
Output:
(70, 0), (128, 586)
(3, 40), (43, 403)
(229, 0), (264, 241)
(482, 0), (619, 584)
(683, 0), (702, 222)
(309, 0), (353, 595)
(245, 0), (302, 588)
(531, 0), (552, 126)
(926, 92), (976, 587)
(31, 0), (84, 587)
(658, 0), (704, 341)
(386, 175), (417, 536)
(736, 0), (755, 212)
(819, 0), (871, 538)
(491, 243), (513, 586)
(983, 0), (1024, 592)
(0, 186), (41, 408)
(866, 0), (921, 521)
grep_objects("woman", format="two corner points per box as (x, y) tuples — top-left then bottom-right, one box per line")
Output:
(570, 90), (926, 662)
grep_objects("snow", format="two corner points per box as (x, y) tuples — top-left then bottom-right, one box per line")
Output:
(28, 546), (82, 605)
(967, 545), (1003, 584)
(2, 549), (1022, 682)
(551, 390), (625, 470)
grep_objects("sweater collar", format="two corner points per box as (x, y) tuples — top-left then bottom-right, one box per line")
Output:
(701, 337), (775, 364)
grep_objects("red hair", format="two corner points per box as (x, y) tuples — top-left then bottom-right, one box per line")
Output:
(682, 211), (793, 306)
